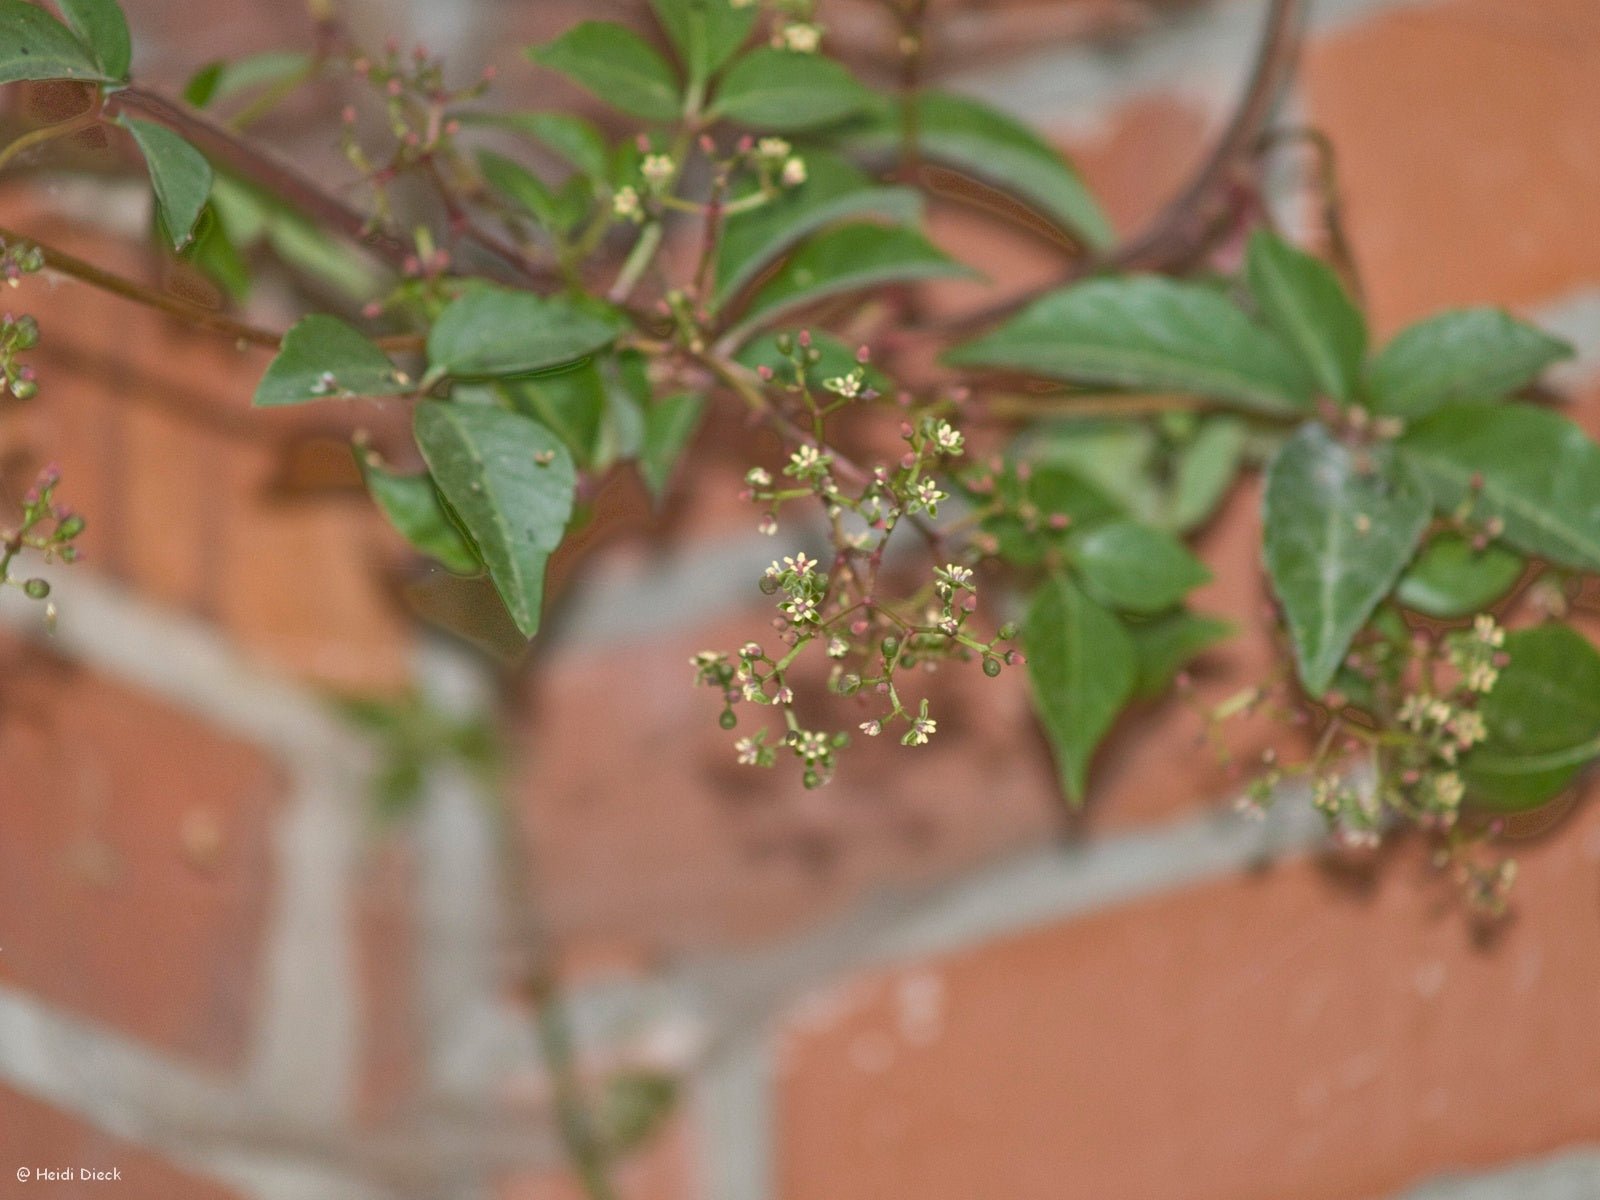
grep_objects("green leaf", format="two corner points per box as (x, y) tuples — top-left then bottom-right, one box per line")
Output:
(978, 462), (1120, 567)
(477, 150), (572, 234)
(456, 111), (611, 183)
(1244, 231), (1365, 403)
(55, 0), (130, 80)
(427, 287), (622, 381)
(640, 392), (705, 501)
(183, 203), (250, 302)
(0, 0), (113, 84)
(710, 48), (874, 131)
(1130, 610), (1234, 700)
(1366, 308), (1572, 419)
(735, 329), (887, 392)
(1070, 518), (1210, 615)
(1263, 423), (1430, 696)
(184, 51), (310, 108)
(527, 23), (681, 123)
(714, 150), (921, 303)
(728, 224), (969, 343)
(254, 314), (410, 407)
(650, 0), (756, 81)
(843, 91), (1114, 250)
(358, 454), (482, 574)
(498, 360), (606, 467)
(123, 119), (213, 249)
(1166, 416), (1245, 532)
(1396, 533), (1523, 619)
(413, 402), (576, 638)
(1399, 404), (1600, 571)
(947, 276), (1314, 416)
(1025, 421), (1160, 523)
(1025, 573), (1136, 802)
(1467, 624), (1600, 811)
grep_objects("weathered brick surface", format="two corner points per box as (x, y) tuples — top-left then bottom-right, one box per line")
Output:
(0, 198), (415, 690)
(0, 634), (281, 1070)
(1306, 0), (1600, 334)
(775, 797), (1600, 1200)
(0, 1085), (243, 1200)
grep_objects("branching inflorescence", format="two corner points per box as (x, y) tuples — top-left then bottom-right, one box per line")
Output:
(2, 0), (1599, 930)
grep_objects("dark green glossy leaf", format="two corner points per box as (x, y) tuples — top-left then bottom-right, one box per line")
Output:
(1396, 534), (1523, 619)
(498, 360), (607, 467)
(1245, 231), (1365, 403)
(640, 392), (705, 501)
(1130, 610), (1235, 700)
(1399, 404), (1600, 571)
(56, 0), (129, 80)
(527, 23), (681, 122)
(1467, 623), (1600, 811)
(650, 0), (756, 81)
(710, 48), (874, 131)
(1367, 308), (1571, 419)
(714, 150), (920, 303)
(427, 287), (622, 381)
(124, 119), (213, 249)
(0, 1), (112, 84)
(1070, 518), (1210, 615)
(413, 402), (576, 638)
(844, 91), (1114, 250)
(1263, 424), (1430, 696)
(254, 314), (410, 406)
(1025, 573), (1136, 803)
(358, 453), (481, 575)
(183, 203), (250, 302)
(728, 224), (969, 342)
(947, 277), (1314, 416)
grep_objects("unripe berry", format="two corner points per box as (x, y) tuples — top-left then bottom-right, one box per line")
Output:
(23, 578), (49, 599)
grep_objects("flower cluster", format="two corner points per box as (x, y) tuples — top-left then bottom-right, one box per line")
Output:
(1, 463), (85, 614)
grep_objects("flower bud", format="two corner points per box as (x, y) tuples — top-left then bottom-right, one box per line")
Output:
(719, 709), (738, 729)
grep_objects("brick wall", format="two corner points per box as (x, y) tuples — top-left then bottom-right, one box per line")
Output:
(3, 0), (1600, 1197)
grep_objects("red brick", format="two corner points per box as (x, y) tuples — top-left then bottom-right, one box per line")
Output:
(776, 797), (1600, 1200)
(1306, 0), (1600, 334)
(0, 195), (415, 690)
(0, 1085), (243, 1200)
(0, 635), (282, 1070)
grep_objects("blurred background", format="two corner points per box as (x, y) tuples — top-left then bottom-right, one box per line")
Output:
(3, 0), (1600, 1197)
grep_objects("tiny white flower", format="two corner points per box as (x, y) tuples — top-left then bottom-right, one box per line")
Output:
(756, 136), (792, 160)
(641, 153), (675, 186)
(824, 372), (863, 399)
(827, 636), (849, 659)
(932, 421), (964, 454)
(745, 466), (773, 488)
(860, 720), (881, 737)
(777, 22), (821, 52)
(905, 714), (936, 746)
(783, 552), (817, 576)
(758, 513), (779, 536)
(612, 186), (641, 219)
(735, 737), (761, 765)
(780, 156), (808, 187)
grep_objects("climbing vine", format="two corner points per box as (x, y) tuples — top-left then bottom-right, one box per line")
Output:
(3, 0), (1598, 941)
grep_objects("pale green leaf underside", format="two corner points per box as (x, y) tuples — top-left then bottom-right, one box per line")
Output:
(1263, 424), (1429, 696)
